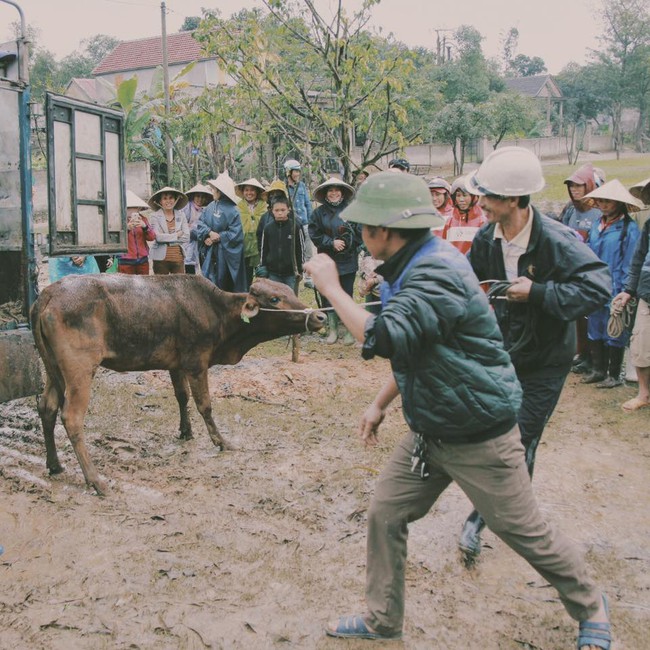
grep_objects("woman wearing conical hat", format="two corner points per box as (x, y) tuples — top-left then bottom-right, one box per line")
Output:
(235, 178), (267, 289)
(182, 184), (213, 275)
(581, 179), (642, 388)
(148, 186), (190, 275)
(308, 177), (359, 345)
(194, 171), (246, 292)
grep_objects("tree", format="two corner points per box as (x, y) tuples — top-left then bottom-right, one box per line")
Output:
(509, 54), (547, 77)
(556, 61), (612, 162)
(437, 25), (493, 104)
(591, 0), (650, 155)
(432, 101), (488, 174)
(483, 92), (541, 149)
(57, 34), (119, 89)
(180, 16), (201, 31)
(194, 1), (419, 182)
(500, 26), (547, 77)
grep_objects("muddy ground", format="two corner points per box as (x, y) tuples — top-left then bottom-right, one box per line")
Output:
(0, 334), (648, 649)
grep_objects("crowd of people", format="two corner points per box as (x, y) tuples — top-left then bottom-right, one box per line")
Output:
(44, 147), (650, 649)
(48, 152), (650, 403)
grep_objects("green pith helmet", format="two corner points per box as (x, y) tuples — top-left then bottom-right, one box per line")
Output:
(341, 171), (445, 229)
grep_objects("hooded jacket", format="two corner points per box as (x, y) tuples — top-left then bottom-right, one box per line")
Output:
(309, 199), (361, 275)
(588, 214), (640, 297)
(559, 164), (602, 240)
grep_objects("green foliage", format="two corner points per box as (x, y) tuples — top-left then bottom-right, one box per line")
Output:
(432, 101), (489, 174)
(179, 16), (201, 32)
(483, 92), (541, 148)
(24, 30), (119, 101)
(591, 0), (650, 152)
(509, 54), (547, 77)
(500, 27), (547, 77)
(194, 0), (418, 182)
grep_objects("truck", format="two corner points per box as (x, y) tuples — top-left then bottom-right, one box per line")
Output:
(0, 0), (127, 402)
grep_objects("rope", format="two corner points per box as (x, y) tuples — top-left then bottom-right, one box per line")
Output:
(607, 297), (637, 339)
(482, 280), (537, 355)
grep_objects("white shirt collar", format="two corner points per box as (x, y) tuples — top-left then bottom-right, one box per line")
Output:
(493, 206), (534, 249)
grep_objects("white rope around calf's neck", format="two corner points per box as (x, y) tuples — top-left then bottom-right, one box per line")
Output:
(257, 300), (383, 331)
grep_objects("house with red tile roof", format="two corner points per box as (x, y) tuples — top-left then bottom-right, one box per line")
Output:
(66, 31), (228, 102)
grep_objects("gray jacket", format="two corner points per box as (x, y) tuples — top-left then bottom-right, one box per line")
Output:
(149, 210), (190, 262)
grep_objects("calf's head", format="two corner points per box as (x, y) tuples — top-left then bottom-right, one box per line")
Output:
(241, 279), (326, 335)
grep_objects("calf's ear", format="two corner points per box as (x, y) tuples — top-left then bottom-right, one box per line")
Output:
(241, 300), (259, 321)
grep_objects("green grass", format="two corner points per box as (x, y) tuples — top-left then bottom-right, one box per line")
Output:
(538, 154), (650, 203)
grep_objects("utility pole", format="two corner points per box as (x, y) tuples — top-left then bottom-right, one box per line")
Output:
(434, 28), (454, 64)
(161, 1), (172, 184)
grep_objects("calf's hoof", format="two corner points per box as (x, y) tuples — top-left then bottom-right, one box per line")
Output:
(90, 478), (108, 497)
(179, 429), (194, 441)
(48, 463), (64, 475)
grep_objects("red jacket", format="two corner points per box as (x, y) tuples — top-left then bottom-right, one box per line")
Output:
(119, 215), (155, 264)
(442, 205), (487, 255)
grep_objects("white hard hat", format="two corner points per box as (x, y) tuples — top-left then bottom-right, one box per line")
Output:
(466, 146), (545, 197)
(283, 159), (301, 172)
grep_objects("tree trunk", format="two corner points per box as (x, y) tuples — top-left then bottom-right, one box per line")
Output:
(635, 98), (647, 153)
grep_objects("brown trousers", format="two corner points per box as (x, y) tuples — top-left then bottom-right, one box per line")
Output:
(365, 426), (601, 636)
(153, 260), (185, 275)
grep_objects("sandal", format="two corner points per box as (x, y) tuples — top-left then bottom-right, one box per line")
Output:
(622, 396), (650, 412)
(577, 595), (611, 650)
(325, 614), (402, 640)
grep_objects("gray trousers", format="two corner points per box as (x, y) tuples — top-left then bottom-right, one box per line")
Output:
(365, 426), (601, 636)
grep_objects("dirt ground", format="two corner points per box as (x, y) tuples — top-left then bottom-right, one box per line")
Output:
(0, 333), (648, 650)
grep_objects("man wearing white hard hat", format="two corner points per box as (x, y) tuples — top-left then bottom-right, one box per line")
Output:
(461, 148), (611, 566)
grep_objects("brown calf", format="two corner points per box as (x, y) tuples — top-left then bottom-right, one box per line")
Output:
(30, 275), (325, 495)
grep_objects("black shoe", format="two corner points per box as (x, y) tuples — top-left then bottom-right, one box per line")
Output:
(571, 361), (592, 374)
(596, 376), (623, 388)
(581, 372), (606, 384)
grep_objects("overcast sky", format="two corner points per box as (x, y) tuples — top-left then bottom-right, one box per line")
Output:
(2, 0), (602, 74)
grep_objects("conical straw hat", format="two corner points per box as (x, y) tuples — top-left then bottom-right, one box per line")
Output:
(207, 171), (239, 204)
(148, 186), (189, 211)
(126, 189), (149, 209)
(234, 177), (266, 198)
(629, 177), (650, 206)
(584, 179), (644, 212)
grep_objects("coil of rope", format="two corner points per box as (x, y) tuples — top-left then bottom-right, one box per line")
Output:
(481, 279), (536, 355)
(607, 296), (637, 339)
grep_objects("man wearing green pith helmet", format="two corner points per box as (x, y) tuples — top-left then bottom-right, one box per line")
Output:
(304, 170), (611, 649)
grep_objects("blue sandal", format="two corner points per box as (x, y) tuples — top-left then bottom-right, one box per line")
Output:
(577, 595), (611, 650)
(325, 615), (402, 640)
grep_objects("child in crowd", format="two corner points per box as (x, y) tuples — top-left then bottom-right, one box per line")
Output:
(258, 195), (304, 293)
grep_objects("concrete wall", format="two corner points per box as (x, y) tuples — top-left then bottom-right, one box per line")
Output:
(362, 134), (615, 175)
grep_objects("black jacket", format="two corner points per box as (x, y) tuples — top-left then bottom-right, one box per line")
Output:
(308, 200), (361, 275)
(624, 217), (650, 303)
(259, 216), (304, 276)
(469, 208), (611, 378)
